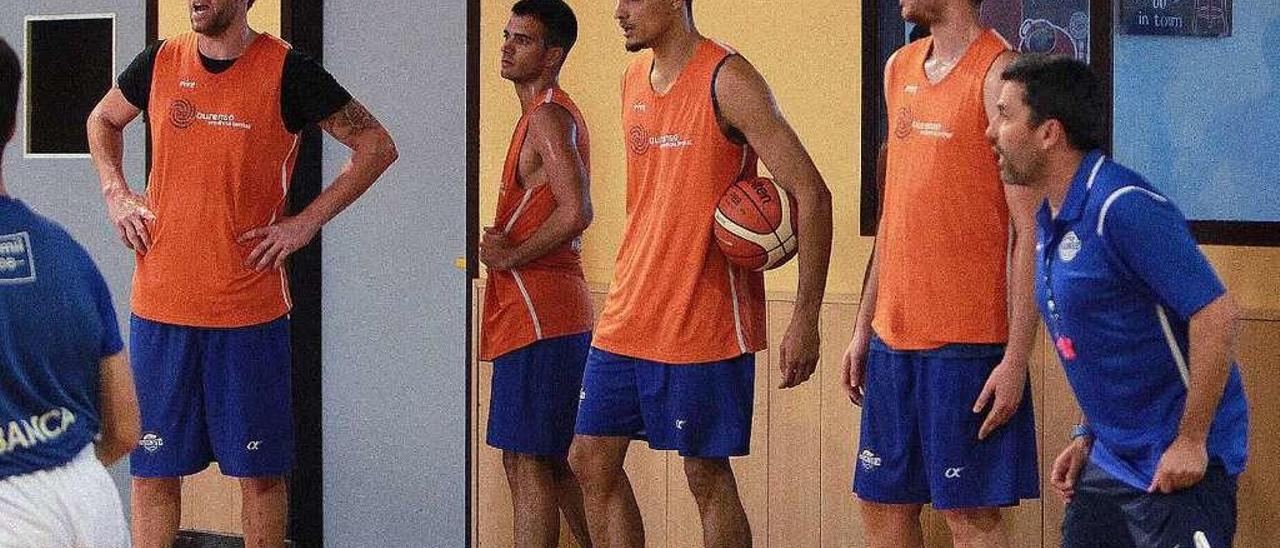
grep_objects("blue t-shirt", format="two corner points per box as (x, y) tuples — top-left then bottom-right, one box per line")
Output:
(1035, 151), (1249, 491)
(0, 196), (123, 479)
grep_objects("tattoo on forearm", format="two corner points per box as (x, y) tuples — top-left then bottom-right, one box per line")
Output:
(321, 100), (379, 141)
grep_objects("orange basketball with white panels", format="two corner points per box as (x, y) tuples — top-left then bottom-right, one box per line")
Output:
(713, 177), (799, 271)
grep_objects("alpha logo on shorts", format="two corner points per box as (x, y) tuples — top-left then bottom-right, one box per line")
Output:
(675, 419), (687, 430)
(1058, 231), (1082, 262)
(0, 407), (77, 455)
(139, 433), (165, 453)
(0, 232), (36, 285)
(944, 467), (965, 479)
(579, 387), (587, 401)
(246, 440), (262, 451)
(859, 449), (882, 471)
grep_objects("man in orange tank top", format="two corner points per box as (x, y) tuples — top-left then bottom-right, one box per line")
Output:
(569, 1), (833, 546)
(840, 1), (1042, 547)
(479, 2), (594, 547)
(87, 1), (398, 546)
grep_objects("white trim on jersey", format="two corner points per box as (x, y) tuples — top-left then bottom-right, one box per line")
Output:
(727, 266), (748, 355)
(1156, 304), (1192, 388)
(1097, 186), (1168, 237)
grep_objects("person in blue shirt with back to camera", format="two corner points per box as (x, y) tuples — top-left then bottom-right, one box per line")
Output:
(0, 36), (141, 547)
(987, 54), (1249, 548)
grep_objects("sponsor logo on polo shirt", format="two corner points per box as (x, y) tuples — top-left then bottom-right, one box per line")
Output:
(1059, 231), (1082, 262)
(0, 408), (77, 456)
(0, 232), (36, 284)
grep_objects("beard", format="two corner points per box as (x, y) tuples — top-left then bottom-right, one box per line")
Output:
(193, 4), (237, 37)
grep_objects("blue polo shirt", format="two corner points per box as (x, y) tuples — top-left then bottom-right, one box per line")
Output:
(1035, 150), (1249, 491)
(0, 196), (123, 479)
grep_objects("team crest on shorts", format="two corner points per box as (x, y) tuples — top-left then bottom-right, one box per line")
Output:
(859, 449), (882, 471)
(139, 433), (165, 453)
(1058, 231), (1082, 262)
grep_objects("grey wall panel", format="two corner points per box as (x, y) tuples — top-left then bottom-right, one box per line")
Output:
(1, 0), (147, 505)
(321, 2), (467, 546)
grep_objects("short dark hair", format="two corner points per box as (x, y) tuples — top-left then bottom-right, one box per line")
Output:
(512, 0), (578, 57)
(0, 38), (20, 150)
(1001, 54), (1106, 152)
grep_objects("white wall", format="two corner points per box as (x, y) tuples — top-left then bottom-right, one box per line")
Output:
(321, 2), (468, 546)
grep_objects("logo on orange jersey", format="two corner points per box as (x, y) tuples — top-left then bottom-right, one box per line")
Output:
(629, 125), (651, 155)
(170, 99), (197, 129)
(894, 107), (915, 139)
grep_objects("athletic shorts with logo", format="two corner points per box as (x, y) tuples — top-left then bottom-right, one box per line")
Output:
(129, 314), (293, 478)
(854, 335), (1040, 509)
(1062, 460), (1237, 548)
(0, 445), (129, 548)
(575, 347), (754, 458)
(487, 332), (591, 457)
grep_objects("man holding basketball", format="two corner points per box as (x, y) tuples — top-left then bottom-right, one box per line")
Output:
(479, 1), (594, 546)
(841, 0), (1041, 546)
(87, 0), (397, 545)
(569, 1), (833, 546)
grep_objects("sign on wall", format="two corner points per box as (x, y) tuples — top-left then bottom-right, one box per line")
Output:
(1119, 0), (1232, 37)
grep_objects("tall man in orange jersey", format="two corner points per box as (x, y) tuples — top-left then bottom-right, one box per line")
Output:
(86, 1), (398, 546)
(840, 0), (1042, 547)
(479, 1), (595, 547)
(569, 1), (834, 546)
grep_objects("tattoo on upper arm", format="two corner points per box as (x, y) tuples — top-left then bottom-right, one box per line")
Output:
(320, 100), (380, 141)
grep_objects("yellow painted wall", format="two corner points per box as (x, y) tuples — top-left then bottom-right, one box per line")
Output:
(479, 0), (865, 295)
(478, 1), (1279, 315)
(158, 0), (282, 39)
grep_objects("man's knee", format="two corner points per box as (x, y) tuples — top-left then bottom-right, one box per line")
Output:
(682, 458), (734, 502)
(568, 437), (624, 489)
(239, 476), (286, 498)
(132, 477), (181, 500)
(941, 507), (1004, 540)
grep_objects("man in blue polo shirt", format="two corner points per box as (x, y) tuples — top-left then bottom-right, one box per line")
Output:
(987, 54), (1249, 548)
(0, 37), (141, 546)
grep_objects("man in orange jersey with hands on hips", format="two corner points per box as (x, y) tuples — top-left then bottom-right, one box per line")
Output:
(841, 0), (1042, 547)
(86, 0), (397, 546)
(479, 1), (595, 547)
(570, 1), (833, 546)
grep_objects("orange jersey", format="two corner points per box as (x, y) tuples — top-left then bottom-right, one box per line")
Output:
(593, 39), (766, 364)
(873, 30), (1011, 349)
(132, 33), (299, 327)
(480, 89), (594, 360)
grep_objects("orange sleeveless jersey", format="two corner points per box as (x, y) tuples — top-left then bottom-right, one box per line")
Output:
(593, 40), (766, 364)
(132, 33), (300, 328)
(873, 30), (1011, 350)
(480, 88), (595, 361)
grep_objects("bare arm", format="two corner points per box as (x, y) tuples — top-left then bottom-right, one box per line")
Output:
(716, 55), (833, 389)
(1150, 294), (1240, 493)
(87, 88), (155, 253)
(240, 99), (398, 270)
(974, 50), (1040, 440)
(478, 104), (591, 271)
(95, 351), (140, 466)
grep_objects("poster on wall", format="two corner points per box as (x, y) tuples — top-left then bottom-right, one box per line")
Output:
(980, 0), (1091, 61)
(1119, 0), (1232, 37)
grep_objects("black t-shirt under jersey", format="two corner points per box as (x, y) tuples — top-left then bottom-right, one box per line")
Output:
(118, 40), (352, 134)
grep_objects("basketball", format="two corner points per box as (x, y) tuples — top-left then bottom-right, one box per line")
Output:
(713, 177), (799, 271)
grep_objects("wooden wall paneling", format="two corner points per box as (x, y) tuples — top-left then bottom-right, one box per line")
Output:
(738, 346), (772, 548)
(1232, 320), (1280, 548)
(475, 358), (511, 548)
(819, 302), (864, 548)
(1040, 324), (1079, 548)
(766, 300), (824, 547)
(1004, 328), (1049, 548)
(623, 440), (669, 546)
(180, 465), (242, 534)
(666, 449), (701, 548)
(472, 286), (483, 545)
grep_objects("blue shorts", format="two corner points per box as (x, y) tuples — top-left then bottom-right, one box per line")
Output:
(129, 315), (293, 478)
(853, 336), (1040, 509)
(574, 347), (754, 458)
(486, 333), (591, 457)
(1062, 461), (1238, 548)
